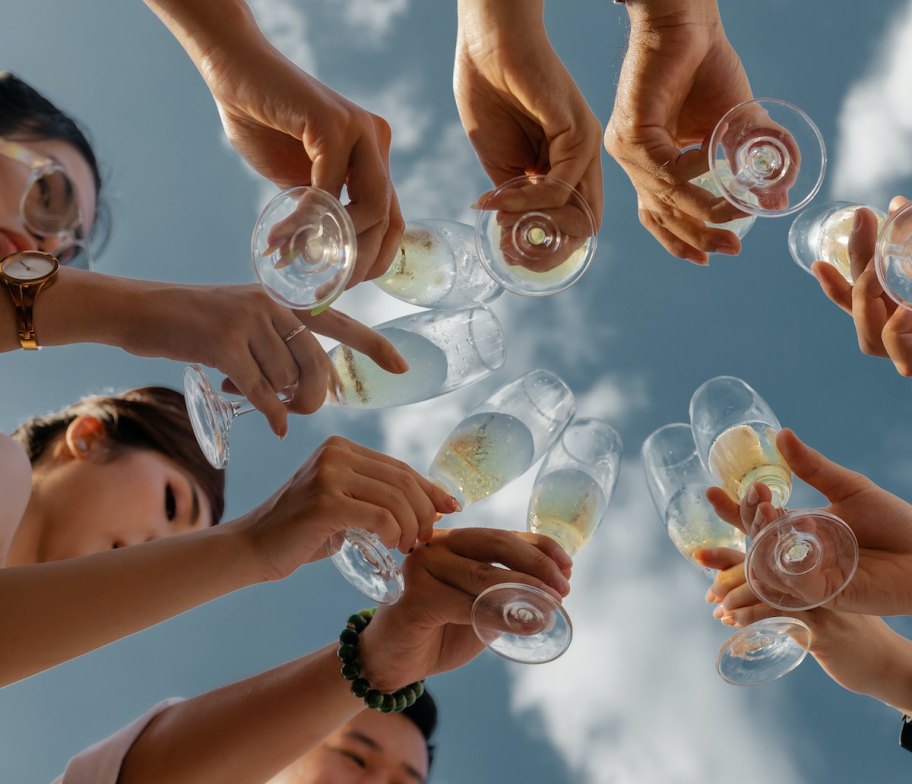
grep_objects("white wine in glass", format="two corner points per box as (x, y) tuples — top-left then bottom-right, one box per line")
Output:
(707, 422), (792, 509)
(528, 467), (608, 556)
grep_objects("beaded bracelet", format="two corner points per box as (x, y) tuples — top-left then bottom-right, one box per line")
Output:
(338, 608), (425, 713)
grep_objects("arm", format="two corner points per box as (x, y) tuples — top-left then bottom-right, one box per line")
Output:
(0, 435), (32, 562)
(116, 528), (572, 783)
(0, 269), (405, 434)
(603, 0), (752, 263)
(143, 0), (402, 286)
(454, 0), (603, 223)
(0, 437), (455, 687)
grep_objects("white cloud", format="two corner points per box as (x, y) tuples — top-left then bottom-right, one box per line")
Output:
(831, 0), (912, 205)
(325, 0), (411, 43)
(506, 461), (805, 784)
(350, 76), (433, 153)
(248, 0), (318, 75)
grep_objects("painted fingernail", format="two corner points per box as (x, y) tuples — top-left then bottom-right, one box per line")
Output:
(747, 485), (759, 505)
(705, 587), (718, 603)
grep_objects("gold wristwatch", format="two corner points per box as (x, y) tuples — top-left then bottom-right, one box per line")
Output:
(0, 251), (59, 350)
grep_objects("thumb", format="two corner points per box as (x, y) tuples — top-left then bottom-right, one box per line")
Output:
(776, 428), (868, 503)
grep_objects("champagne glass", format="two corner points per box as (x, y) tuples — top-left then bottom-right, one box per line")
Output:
(374, 219), (504, 309)
(340, 368), (571, 606)
(184, 306), (507, 604)
(376, 175), (598, 308)
(788, 202), (887, 283)
(642, 422), (810, 686)
(795, 200), (912, 308)
(474, 175), (598, 297)
(689, 98), (826, 243)
(689, 376), (858, 611)
(252, 186), (357, 314)
(471, 418), (621, 664)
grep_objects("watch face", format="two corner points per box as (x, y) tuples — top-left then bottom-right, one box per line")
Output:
(1, 251), (58, 281)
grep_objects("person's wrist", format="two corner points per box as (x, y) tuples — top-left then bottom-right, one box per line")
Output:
(356, 616), (420, 693)
(625, 0), (720, 29)
(456, 0), (546, 53)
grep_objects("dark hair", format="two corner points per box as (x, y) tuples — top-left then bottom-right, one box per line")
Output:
(402, 689), (438, 771)
(10, 386), (225, 524)
(0, 71), (112, 259)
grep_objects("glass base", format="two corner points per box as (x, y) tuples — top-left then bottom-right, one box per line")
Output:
(183, 364), (232, 470)
(474, 175), (597, 297)
(471, 582), (572, 664)
(716, 617), (811, 686)
(327, 528), (404, 604)
(746, 509), (858, 611)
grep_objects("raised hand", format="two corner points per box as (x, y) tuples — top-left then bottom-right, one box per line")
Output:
(706, 429), (912, 616)
(603, 0), (751, 263)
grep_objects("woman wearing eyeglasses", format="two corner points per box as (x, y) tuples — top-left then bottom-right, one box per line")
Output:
(0, 64), (404, 438)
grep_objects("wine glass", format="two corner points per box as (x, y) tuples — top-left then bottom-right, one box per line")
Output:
(788, 202), (887, 283)
(374, 219), (504, 309)
(343, 368), (573, 604)
(689, 376), (858, 612)
(642, 422), (810, 686)
(688, 98), (826, 243)
(375, 175), (598, 308)
(644, 423), (815, 685)
(475, 174), (598, 297)
(252, 186), (357, 314)
(471, 418), (621, 664)
(796, 200), (912, 308)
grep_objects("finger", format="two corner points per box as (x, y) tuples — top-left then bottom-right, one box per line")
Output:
(422, 548), (565, 603)
(305, 136), (349, 200)
(719, 582), (759, 612)
(739, 481), (774, 536)
(644, 202), (742, 257)
(811, 261), (854, 314)
(882, 305), (912, 377)
(346, 452), (440, 549)
(574, 156), (604, 231)
(439, 528), (571, 597)
(227, 352), (289, 437)
(364, 191), (405, 281)
(889, 195), (911, 213)
(344, 134), (393, 286)
(709, 561), (747, 601)
(342, 472), (419, 553)
(299, 309), (408, 373)
(851, 261), (891, 358)
(336, 496), (405, 552)
(514, 530), (575, 577)
(719, 603), (782, 629)
(694, 546), (745, 574)
(337, 439), (461, 515)
(848, 207), (880, 285)
(639, 209), (709, 265)
(705, 486), (744, 532)
(281, 327), (333, 415)
(776, 428), (870, 503)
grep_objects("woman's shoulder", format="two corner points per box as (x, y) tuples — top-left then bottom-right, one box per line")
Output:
(0, 434), (31, 537)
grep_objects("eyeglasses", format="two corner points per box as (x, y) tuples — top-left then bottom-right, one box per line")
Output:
(0, 138), (93, 269)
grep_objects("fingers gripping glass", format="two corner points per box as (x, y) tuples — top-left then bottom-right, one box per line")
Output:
(688, 376), (858, 612)
(0, 139), (92, 269)
(641, 423), (809, 686)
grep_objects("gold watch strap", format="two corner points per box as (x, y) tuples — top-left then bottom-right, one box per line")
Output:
(6, 281), (44, 350)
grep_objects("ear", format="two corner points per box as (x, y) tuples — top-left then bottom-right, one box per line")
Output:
(63, 415), (107, 460)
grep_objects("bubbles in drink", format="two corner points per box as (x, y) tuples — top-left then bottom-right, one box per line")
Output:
(665, 485), (747, 569)
(428, 412), (536, 506)
(528, 468), (606, 556)
(328, 328), (448, 409)
(374, 225), (458, 306)
(708, 422), (792, 506)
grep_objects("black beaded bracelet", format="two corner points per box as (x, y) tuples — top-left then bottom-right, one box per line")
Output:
(338, 608), (425, 713)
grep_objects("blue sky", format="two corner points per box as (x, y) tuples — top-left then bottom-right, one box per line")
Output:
(3, 0), (912, 781)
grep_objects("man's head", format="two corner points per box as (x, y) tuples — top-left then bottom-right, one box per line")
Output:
(269, 691), (437, 783)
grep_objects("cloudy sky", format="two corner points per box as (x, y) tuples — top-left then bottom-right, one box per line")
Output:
(3, 0), (912, 781)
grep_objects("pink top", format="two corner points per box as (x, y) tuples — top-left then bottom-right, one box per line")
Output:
(52, 698), (182, 784)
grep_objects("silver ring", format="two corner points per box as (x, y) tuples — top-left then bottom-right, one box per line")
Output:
(282, 324), (309, 343)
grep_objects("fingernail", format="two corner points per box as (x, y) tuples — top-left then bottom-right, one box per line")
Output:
(721, 613), (736, 626)
(852, 210), (863, 231)
(446, 496), (462, 513)
(554, 547), (574, 570)
(469, 199), (483, 209)
(393, 355), (410, 373)
(705, 587), (717, 603)
(747, 485), (759, 505)
(712, 605), (725, 619)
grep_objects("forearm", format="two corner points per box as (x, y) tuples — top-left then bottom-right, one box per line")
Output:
(0, 268), (182, 355)
(119, 643), (363, 784)
(143, 0), (271, 81)
(456, 0), (546, 49)
(0, 523), (261, 686)
(858, 627), (912, 716)
(624, 0), (720, 27)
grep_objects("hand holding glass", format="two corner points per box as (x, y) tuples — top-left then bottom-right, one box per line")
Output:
(472, 418), (621, 664)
